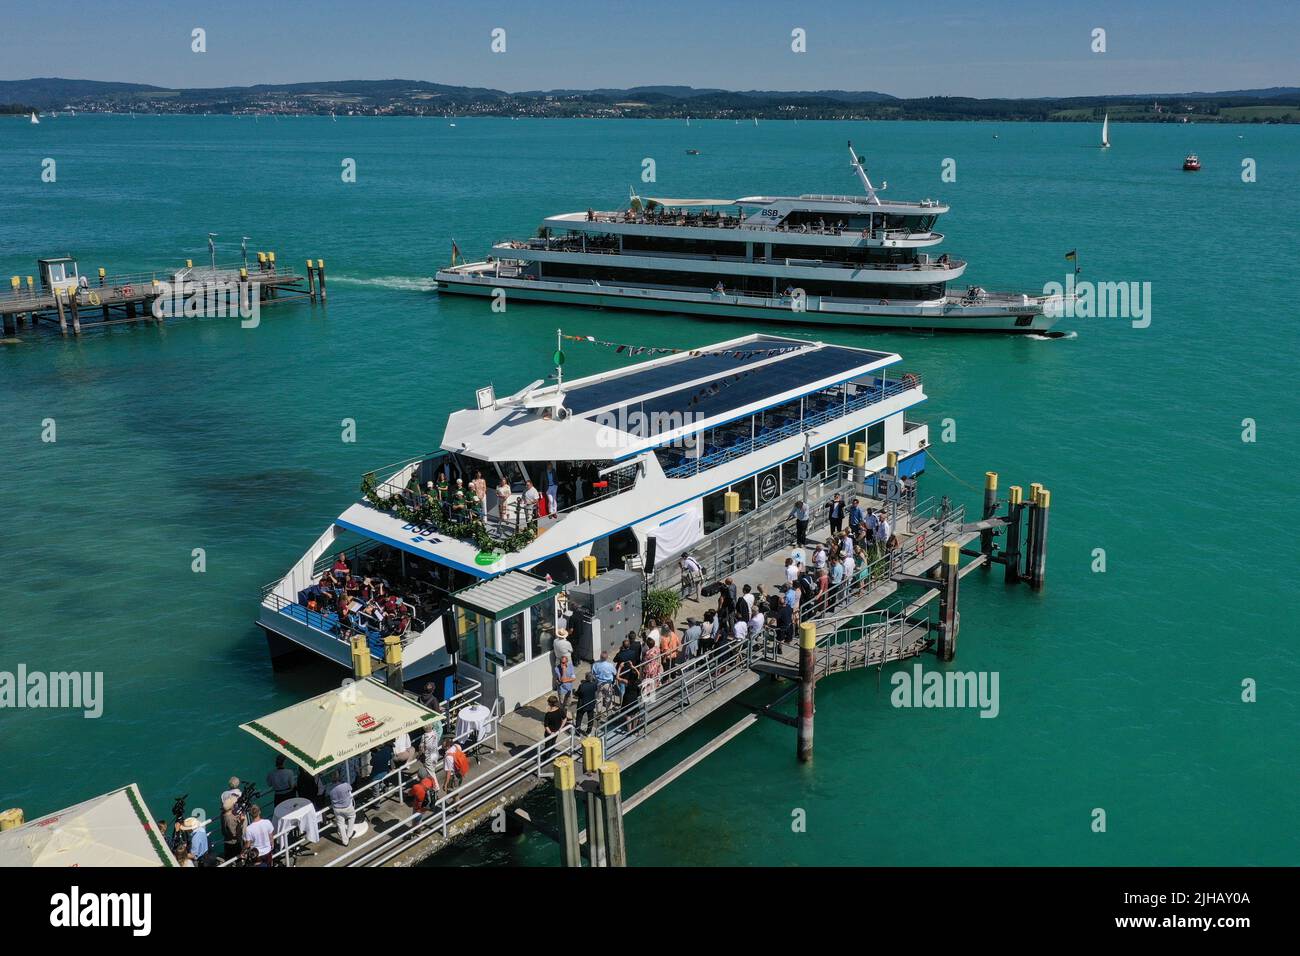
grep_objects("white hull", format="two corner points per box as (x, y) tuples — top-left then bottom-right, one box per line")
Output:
(436, 268), (1061, 333)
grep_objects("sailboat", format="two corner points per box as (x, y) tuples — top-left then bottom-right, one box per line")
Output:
(29, 111), (39, 124)
(1100, 113), (1110, 148)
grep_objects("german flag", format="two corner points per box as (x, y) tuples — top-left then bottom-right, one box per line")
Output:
(451, 240), (461, 266)
(1065, 249), (1077, 261)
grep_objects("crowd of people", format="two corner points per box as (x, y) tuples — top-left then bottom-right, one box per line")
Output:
(298, 551), (418, 640)
(167, 699), (483, 867)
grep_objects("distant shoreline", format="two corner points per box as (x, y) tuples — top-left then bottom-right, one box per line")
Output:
(7, 109), (1297, 125)
(3, 78), (1297, 124)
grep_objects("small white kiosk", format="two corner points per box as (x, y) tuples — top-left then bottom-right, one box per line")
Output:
(450, 571), (563, 712)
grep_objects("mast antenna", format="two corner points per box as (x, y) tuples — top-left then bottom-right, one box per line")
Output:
(847, 141), (883, 205)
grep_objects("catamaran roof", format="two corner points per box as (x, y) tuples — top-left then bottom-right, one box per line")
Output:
(440, 333), (898, 461)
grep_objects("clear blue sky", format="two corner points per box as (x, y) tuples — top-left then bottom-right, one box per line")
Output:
(3, 0), (1294, 98)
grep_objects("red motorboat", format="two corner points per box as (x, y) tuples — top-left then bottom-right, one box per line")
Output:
(1183, 153), (1201, 171)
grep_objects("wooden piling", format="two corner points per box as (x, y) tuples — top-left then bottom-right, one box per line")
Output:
(1025, 483), (1043, 585)
(1004, 485), (1024, 584)
(306, 260), (316, 300)
(1031, 489), (1051, 589)
(797, 621), (816, 763)
(937, 541), (960, 661)
(553, 756), (581, 867)
(54, 290), (68, 335)
(980, 471), (998, 556)
(584, 783), (607, 866)
(316, 259), (327, 302)
(598, 762), (627, 867)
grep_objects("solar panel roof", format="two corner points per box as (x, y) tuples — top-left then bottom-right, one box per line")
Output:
(569, 336), (892, 435)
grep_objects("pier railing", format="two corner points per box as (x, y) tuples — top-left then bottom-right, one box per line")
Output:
(216, 686), (494, 868)
(0, 262), (305, 307)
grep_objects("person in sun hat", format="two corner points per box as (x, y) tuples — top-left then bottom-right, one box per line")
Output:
(176, 815), (210, 866)
(551, 627), (573, 666)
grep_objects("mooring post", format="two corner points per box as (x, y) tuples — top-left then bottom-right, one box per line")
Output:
(723, 489), (739, 525)
(937, 540), (960, 661)
(54, 289), (68, 335)
(585, 783), (607, 866)
(797, 620), (816, 763)
(1025, 483), (1043, 586)
(598, 762), (627, 867)
(980, 471), (998, 557)
(553, 756), (581, 867)
(316, 259), (327, 302)
(382, 634), (404, 690)
(69, 290), (81, 334)
(305, 260), (316, 300)
(350, 634), (372, 679)
(1032, 489), (1051, 590)
(1004, 485), (1024, 584)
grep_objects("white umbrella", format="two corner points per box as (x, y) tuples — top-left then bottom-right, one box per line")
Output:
(0, 783), (175, 867)
(240, 678), (441, 775)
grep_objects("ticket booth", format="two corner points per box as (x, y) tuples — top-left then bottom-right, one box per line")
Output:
(449, 571), (563, 713)
(37, 256), (80, 293)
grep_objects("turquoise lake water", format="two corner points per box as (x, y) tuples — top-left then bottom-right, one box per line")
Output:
(1, 115), (1296, 865)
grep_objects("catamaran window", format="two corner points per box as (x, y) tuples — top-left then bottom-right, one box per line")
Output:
(849, 429), (867, 454)
(781, 456), (802, 491)
(868, 421), (885, 459)
(812, 444), (827, 477)
(530, 553), (577, 586)
(702, 489), (727, 534)
(499, 612), (526, 669)
(733, 476), (756, 515)
(458, 608), (483, 671)
(530, 597), (557, 660)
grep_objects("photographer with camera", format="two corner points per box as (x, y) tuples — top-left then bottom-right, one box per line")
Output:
(220, 794), (245, 861)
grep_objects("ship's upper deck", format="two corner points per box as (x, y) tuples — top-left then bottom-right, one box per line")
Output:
(440, 333), (900, 462)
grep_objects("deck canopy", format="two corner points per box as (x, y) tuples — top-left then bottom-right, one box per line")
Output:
(0, 783), (175, 867)
(452, 570), (561, 619)
(240, 678), (440, 774)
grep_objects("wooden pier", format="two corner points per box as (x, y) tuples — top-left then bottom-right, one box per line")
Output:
(1, 253), (328, 337)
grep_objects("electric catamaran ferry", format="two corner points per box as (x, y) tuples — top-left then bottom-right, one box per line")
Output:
(259, 332), (929, 701)
(436, 144), (1064, 333)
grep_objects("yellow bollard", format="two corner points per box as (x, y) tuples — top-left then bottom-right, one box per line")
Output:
(838, 442), (851, 463)
(582, 736), (604, 775)
(0, 808), (24, 831)
(350, 634), (372, 678)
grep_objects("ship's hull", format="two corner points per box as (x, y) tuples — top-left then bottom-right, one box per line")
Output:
(436, 268), (1061, 334)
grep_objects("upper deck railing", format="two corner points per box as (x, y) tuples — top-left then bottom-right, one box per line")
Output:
(562, 211), (940, 242)
(497, 238), (961, 272)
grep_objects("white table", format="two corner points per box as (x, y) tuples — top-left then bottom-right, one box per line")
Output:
(272, 797), (321, 853)
(456, 703), (492, 743)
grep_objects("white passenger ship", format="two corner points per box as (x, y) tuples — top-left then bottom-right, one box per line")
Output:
(437, 144), (1064, 333)
(258, 333), (929, 702)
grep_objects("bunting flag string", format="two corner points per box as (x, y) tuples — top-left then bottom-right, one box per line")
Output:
(560, 333), (804, 360)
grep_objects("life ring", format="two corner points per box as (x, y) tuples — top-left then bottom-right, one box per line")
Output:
(122, 284), (134, 296)
(880, 299), (890, 306)
(914, 532), (926, 553)
(901, 372), (918, 388)
(87, 291), (101, 306)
